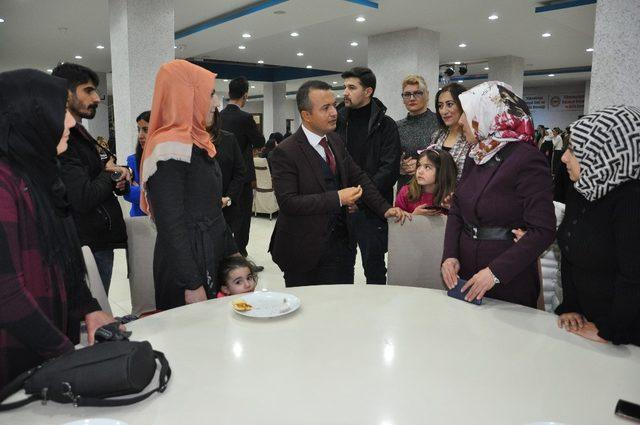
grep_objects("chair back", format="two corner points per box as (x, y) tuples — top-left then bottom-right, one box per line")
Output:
(124, 217), (157, 316)
(253, 157), (279, 215)
(387, 215), (447, 290)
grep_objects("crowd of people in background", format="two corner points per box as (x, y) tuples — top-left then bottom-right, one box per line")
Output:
(1, 58), (638, 388)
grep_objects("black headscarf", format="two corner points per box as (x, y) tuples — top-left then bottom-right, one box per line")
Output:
(0, 69), (86, 289)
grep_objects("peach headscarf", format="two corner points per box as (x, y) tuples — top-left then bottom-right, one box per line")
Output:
(140, 59), (217, 214)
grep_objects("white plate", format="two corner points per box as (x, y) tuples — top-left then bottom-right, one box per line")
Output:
(231, 291), (300, 318)
(63, 419), (128, 425)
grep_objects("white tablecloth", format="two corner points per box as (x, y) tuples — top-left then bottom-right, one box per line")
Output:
(4, 285), (639, 424)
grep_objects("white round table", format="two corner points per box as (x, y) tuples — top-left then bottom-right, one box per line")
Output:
(4, 285), (640, 424)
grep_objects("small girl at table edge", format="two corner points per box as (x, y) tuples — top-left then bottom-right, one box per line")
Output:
(395, 147), (457, 215)
(216, 256), (259, 298)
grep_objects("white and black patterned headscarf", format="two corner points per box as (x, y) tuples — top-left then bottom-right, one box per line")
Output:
(570, 105), (640, 201)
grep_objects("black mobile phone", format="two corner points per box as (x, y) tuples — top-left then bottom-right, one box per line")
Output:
(615, 399), (640, 422)
(424, 205), (449, 214)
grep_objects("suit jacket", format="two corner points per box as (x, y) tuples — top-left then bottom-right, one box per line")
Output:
(442, 142), (556, 307)
(220, 104), (265, 183)
(269, 127), (391, 273)
(214, 130), (247, 204)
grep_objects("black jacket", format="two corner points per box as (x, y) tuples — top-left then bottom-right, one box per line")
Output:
(214, 130), (247, 204)
(336, 97), (401, 210)
(59, 125), (127, 251)
(220, 104), (265, 183)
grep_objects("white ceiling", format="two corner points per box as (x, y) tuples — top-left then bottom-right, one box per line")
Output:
(0, 0), (595, 87)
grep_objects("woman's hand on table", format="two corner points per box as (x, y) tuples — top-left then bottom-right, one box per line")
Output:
(461, 267), (496, 302)
(185, 286), (207, 304)
(568, 320), (609, 344)
(441, 258), (460, 289)
(85, 310), (124, 345)
(557, 312), (585, 332)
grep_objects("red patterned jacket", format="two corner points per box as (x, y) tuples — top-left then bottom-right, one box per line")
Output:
(0, 160), (100, 388)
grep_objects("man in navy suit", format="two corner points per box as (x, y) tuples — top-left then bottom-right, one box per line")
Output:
(269, 80), (410, 286)
(220, 77), (265, 259)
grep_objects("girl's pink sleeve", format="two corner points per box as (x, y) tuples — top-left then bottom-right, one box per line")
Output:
(395, 185), (410, 212)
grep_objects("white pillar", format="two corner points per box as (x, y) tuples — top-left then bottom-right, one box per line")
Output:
(368, 28), (440, 121)
(263, 82), (287, 138)
(589, 0), (640, 112)
(488, 55), (525, 97)
(583, 80), (591, 115)
(83, 72), (110, 141)
(108, 0), (174, 161)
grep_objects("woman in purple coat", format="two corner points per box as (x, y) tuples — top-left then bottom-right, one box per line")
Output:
(441, 82), (556, 308)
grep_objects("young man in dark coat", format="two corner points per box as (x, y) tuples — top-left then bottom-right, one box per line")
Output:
(336, 67), (401, 285)
(53, 63), (129, 294)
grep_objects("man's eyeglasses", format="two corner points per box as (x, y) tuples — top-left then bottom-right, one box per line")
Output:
(401, 90), (424, 100)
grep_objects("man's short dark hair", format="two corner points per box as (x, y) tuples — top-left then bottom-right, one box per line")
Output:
(341, 67), (376, 95)
(228, 76), (249, 100)
(297, 80), (332, 112)
(136, 110), (151, 122)
(52, 62), (99, 91)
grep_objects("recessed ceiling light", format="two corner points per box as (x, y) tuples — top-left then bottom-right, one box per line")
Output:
(350, 41), (359, 47)
(336, 95), (341, 98)
(484, 67), (490, 70)
(223, 79), (229, 82)
(306, 65), (313, 69)
(96, 45), (105, 49)
(46, 69), (53, 73)
(242, 33), (251, 38)
(454, 61), (461, 65)
(488, 14), (499, 20)
(356, 16), (366, 22)
(0, 18), (5, 23)
(296, 52), (304, 56)
(346, 59), (353, 63)
(74, 55), (82, 59)
(257, 60), (264, 64)
(586, 47), (594, 52)
(251, 85), (256, 88)
(238, 45), (246, 50)
(542, 32), (551, 38)
(458, 43), (467, 48)
(290, 32), (299, 37)
(174, 45), (178, 49)
(332, 81), (338, 85)
(548, 74), (555, 77)
(458, 80), (464, 83)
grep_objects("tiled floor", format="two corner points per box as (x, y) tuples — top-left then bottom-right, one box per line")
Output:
(107, 214), (368, 317)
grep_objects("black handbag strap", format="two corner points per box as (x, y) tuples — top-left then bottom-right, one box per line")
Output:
(0, 369), (39, 411)
(0, 350), (171, 410)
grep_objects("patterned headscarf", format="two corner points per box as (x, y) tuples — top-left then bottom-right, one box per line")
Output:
(570, 105), (640, 202)
(459, 81), (535, 165)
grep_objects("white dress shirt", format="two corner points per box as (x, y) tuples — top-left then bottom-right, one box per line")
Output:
(301, 124), (328, 160)
(300, 124), (341, 206)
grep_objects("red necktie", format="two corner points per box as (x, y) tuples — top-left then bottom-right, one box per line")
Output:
(319, 137), (336, 174)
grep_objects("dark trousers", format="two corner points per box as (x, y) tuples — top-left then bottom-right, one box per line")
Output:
(349, 209), (388, 284)
(228, 182), (253, 257)
(93, 249), (114, 295)
(284, 225), (356, 287)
